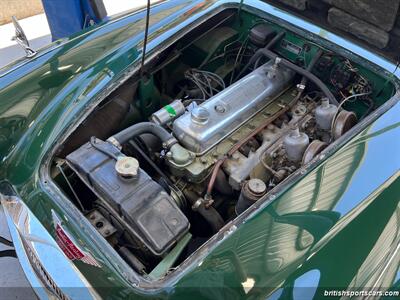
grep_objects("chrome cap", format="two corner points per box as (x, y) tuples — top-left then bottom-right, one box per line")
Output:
(115, 156), (139, 178)
(191, 107), (210, 125)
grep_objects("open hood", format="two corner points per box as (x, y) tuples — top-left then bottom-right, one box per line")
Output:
(47, 3), (396, 280)
(261, 0), (400, 63)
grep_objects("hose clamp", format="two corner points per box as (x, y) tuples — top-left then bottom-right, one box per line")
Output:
(107, 137), (122, 149)
(296, 84), (306, 91)
(191, 199), (203, 211)
(162, 137), (178, 150)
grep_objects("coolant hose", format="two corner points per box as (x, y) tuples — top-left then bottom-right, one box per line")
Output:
(215, 170), (233, 196)
(197, 205), (225, 233)
(108, 122), (177, 148)
(184, 190), (225, 233)
(259, 48), (339, 106)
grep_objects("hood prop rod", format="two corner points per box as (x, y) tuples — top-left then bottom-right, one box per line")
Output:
(140, 0), (151, 79)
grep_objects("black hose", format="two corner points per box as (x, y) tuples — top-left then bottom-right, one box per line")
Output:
(109, 122), (176, 147)
(197, 205), (225, 233)
(128, 140), (175, 187)
(184, 190), (225, 233)
(118, 246), (146, 275)
(300, 49), (323, 88)
(235, 31), (285, 81)
(214, 170), (233, 196)
(293, 48), (324, 103)
(260, 48), (339, 106)
(236, 31), (338, 106)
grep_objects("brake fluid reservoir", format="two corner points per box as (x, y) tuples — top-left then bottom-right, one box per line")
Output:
(283, 126), (310, 162)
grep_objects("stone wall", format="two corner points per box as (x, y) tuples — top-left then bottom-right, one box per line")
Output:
(270, 0), (400, 61)
(0, 0), (44, 25)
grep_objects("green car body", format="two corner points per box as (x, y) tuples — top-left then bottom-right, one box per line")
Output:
(0, 0), (399, 299)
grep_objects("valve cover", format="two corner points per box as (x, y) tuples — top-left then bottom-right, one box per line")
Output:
(172, 60), (294, 154)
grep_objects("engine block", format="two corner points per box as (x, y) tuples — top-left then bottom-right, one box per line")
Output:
(166, 87), (297, 183)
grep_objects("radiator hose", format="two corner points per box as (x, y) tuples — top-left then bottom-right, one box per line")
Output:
(108, 122), (177, 149)
(184, 190), (225, 233)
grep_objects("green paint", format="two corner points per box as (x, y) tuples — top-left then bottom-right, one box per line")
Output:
(164, 104), (177, 118)
(0, 1), (399, 298)
(137, 75), (161, 118)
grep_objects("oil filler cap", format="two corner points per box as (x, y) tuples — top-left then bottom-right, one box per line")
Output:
(191, 107), (210, 125)
(115, 156), (139, 179)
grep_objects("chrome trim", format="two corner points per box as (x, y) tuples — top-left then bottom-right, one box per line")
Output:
(0, 194), (99, 300)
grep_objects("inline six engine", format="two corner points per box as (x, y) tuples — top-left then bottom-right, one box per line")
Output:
(51, 10), (395, 277)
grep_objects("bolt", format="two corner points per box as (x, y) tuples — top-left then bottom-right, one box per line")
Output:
(215, 104), (226, 113)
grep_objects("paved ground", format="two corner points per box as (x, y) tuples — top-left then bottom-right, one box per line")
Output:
(0, 1), (157, 297)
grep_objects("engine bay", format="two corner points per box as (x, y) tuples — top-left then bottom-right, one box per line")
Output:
(50, 8), (395, 278)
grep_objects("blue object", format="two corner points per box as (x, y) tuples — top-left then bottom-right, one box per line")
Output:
(42, 0), (107, 40)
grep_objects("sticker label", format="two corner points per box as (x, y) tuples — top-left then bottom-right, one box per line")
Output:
(55, 224), (100, 267)
(52, 210), (101, 267)
(164, 105), (177, 117)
